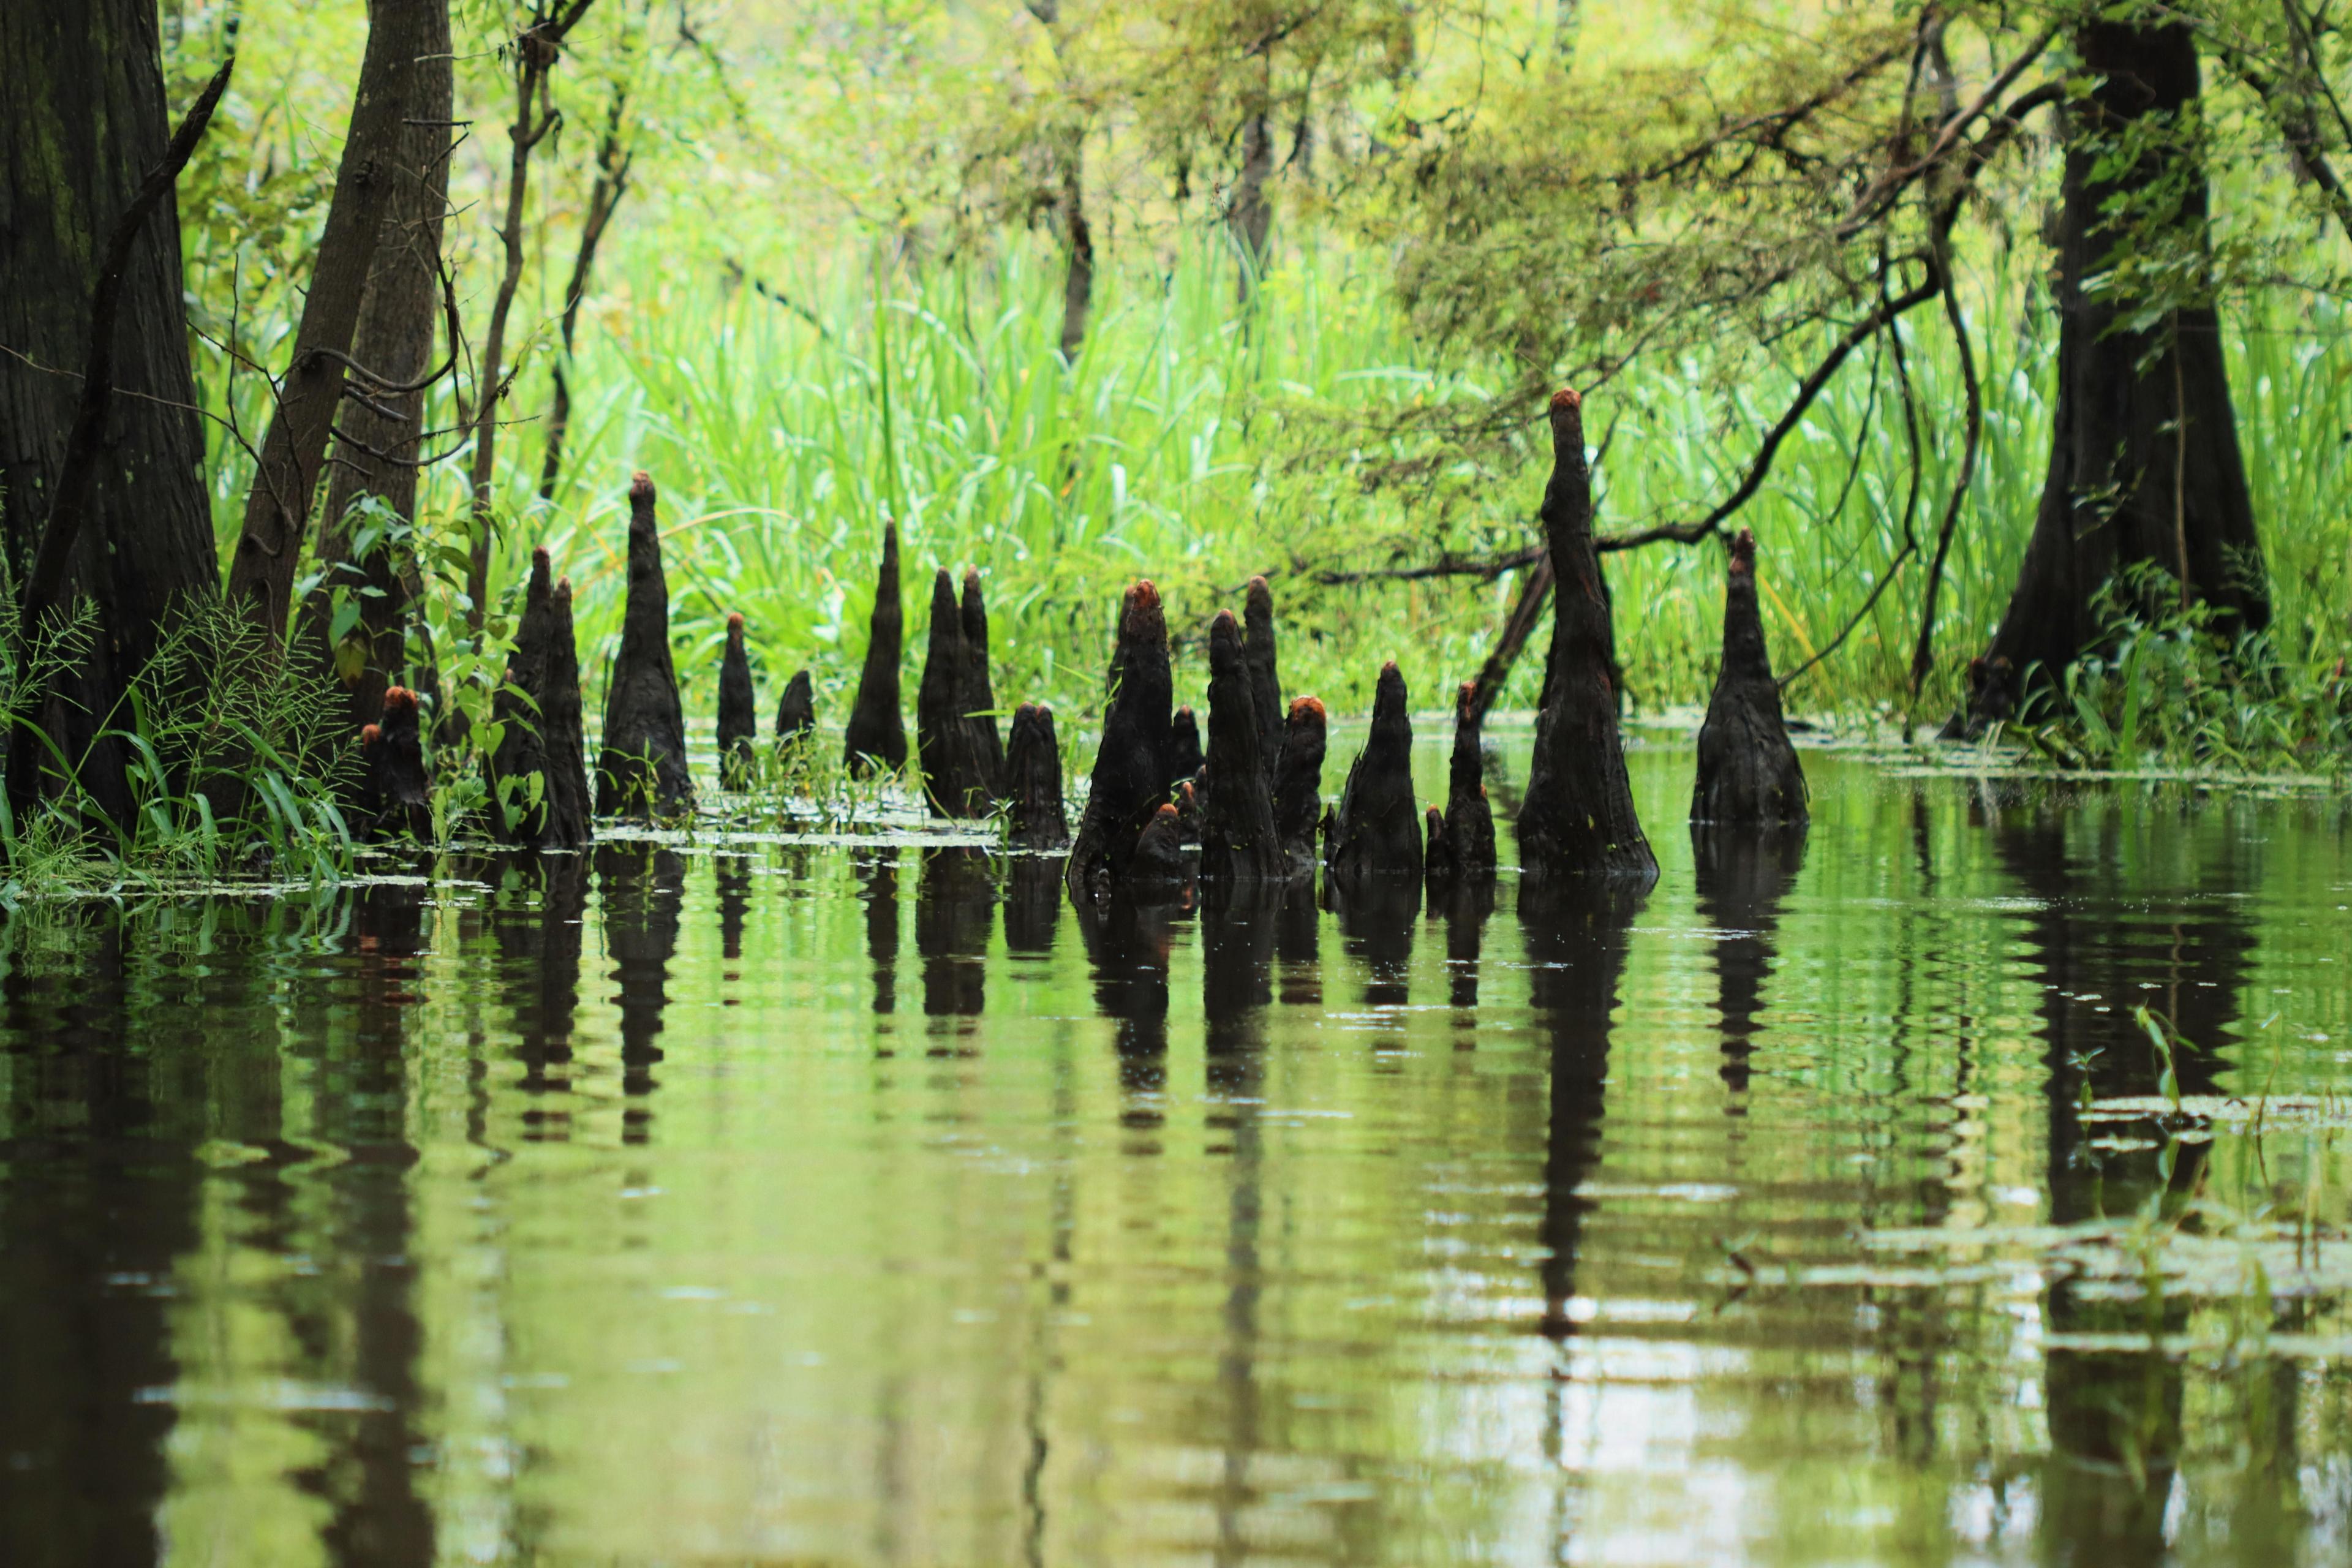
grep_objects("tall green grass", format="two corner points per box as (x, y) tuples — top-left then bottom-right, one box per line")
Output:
(194, 227), (2352, 750)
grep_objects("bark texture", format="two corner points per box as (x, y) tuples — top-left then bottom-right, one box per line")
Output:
(595, 472), (692, 816)
(309, 0), (453, 733)
(959, 568), (1005, 793)
(1515, 391), (1656, 883)
(918, 568), (989, 817)
(227, 0), (439, 638)
(1326, 661), (1422, 880)
(1065, 581), (1175, 898)
(1441, 680), (1498, 876)
(1960, 20), (2266, 730)
(489, 546), (592, 847)
(1692, 529), (1807, 825)
(843, 523), (907, 775)
(1005, 702), (1071, 850)
(1200, 610), (1284, 885)
(1243, 575), (1283, 780)
(1, 0), (222, 821)
(1271, 695), (1327, 874)
(774, 669), (815, 744)
(717, 612), (758, 788)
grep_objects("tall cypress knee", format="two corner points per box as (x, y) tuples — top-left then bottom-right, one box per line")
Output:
(1200, 610), (1284, 884)
(1244, 576), (1283, 781)
(1005, 703), (1071, 850)
(844, 522), (907, 775)
(1692, 529), (1807, 825)
(595, 472), (692, 816)
(918, 568), (984, 818)
(491, 547), (554, 843)
(1516, 391), (1656, 883)
(775, 669), (815, 744)
(717, 612), (758, 788)
(1327, 662), (1423, 880)
(540, 575), (592, 845)
(1066, 580), (1175, 897)
(1271, 696), (1327, 873)
(1442, 680), (1498, 875)
(959, 568), (1005, 794)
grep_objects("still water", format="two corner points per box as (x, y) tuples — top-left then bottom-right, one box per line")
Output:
(4, 740), (2350, 1566)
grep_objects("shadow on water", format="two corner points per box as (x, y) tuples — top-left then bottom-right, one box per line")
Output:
(1987, 796), (2293, 1558)
(1691, 827), (1806, 1096)
(1518, 876), (1647, 1343)
(596, 845), (685, 1139)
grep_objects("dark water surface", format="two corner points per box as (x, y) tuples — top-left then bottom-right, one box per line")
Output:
(5, 744), (2351, 1566)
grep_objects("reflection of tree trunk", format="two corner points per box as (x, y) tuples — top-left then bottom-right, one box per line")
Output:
(1519, 880), (1646, 1338)
(1691, 828), (1804, 1094)
(1, 0), (223, 821)
(1229, 109), (1274, 306)
(227, 0), (439, 639)
(1989, 805), (2254, 1559)
(1962, 21), (2266, 730)
(596, 845), (685, 1131)
(307, 0), (453, 734)
(0, 918), (190, 1565)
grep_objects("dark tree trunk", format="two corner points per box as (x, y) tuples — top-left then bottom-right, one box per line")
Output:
(1231, 108), (1274, 306)
(1065, 580), (1175, 899)
(1057, 144), (1093, 361)
(1270, 695), (1326, 875)
(1692, 529), (1806, 824)
(489, 546), (590, 847)
(1005, 702), (1071, 850)
(539, 83), (632, 500)
(1959, 20), (2266, 731)
(1326, 660), (1422, 880)
(958, 568), (1005, 792)
(918, 568), (987, 817)
(308, 0), (453, 734)
(717, 612), (758, 788)
(1243, 575), (1283, 780)
(1200, 609), (1284, 884)
(1516, 391), (1656, 883)
(595, 472), (691, 816)
(1, 0), (222, 823)
(1439, 679), (1498, 876)
(843, 522), (907, 775)
(774, 668), (816, 744)
(226, 0), (438, 639)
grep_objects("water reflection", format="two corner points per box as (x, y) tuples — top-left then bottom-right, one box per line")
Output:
(492, 854), (589, 1121)
(1004, 854), (1064, 957)
(715, 853), (752, 967)
(856, 846), (900, 1020)
(1328, 873), (1419, 1014)
(1075, 894), (1185, 1117)
(1691, 827), (1805, 1095)
(597, 846), (685, 1132)
(1430, 875), (1497, 1025)
(917, 847), (993, 1039)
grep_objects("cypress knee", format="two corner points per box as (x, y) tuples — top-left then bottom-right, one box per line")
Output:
(775, 669), (816, 744)
(364, 685), (432, 841)
(1130, 802), (1192, 894)
(1692, 529), (1807, 826)
(489, 546), (583, 845)
(1200, 609), (1284, 883)
(717, 611), (759, 789)
(1005, 702), (1071, 850)
(1271, 696), (1327, 874)
(1515, 390), (1656, 882)
(1443, 680), (1499, 875)
(1327, 660), (1422, 879)
(597, 472), (693, 816)
(1169, 706), (1205, 785)
(843, 522), (907, 775)
(1244, 576), (1283, 780)
(540, 575), (593, 845)
(1423, 804), (1455, 884)
(1174, 776), (1204, 847)
(918, 569), (986, 817)
(1066, 580), (1175, 898)
(959, 568), (1005, 795)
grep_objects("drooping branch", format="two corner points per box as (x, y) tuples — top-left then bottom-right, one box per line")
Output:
(22, 46), (236, 632)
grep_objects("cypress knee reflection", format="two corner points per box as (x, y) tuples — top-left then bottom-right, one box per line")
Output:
(855, 846), (902, 1019)
(1329, 871), (1419, 1011)
(716, 853), (752, 966)
(1003, 853), (1065, 956)
(1076, 892), (1185, 1108)
(1202, 883), (1281, 1080)
(493, 853), (590, 1109)
(596, 845), (686, 1133)
(1691, 826), (1806, 1095)
(1519, 877), (1646, 1340)
(916, 846), (993, 1031)
(1433, 873), (1497, 1020)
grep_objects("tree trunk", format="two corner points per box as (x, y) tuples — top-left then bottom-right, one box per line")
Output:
(308, 0), (453, 734)
(1, 0), (222, 823)
(1057, 142), (1093, 361)
(1230, 108), (1273, 306)
(538, 83), (631, 500)
(225, 0), (437, 641)
(1959, 21), (2266, 732)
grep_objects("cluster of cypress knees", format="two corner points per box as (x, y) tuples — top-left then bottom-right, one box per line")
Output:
(354, 393), (1809, 873)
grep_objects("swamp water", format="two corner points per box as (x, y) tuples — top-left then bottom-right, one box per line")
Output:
(2, 741), (2350, 1566)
